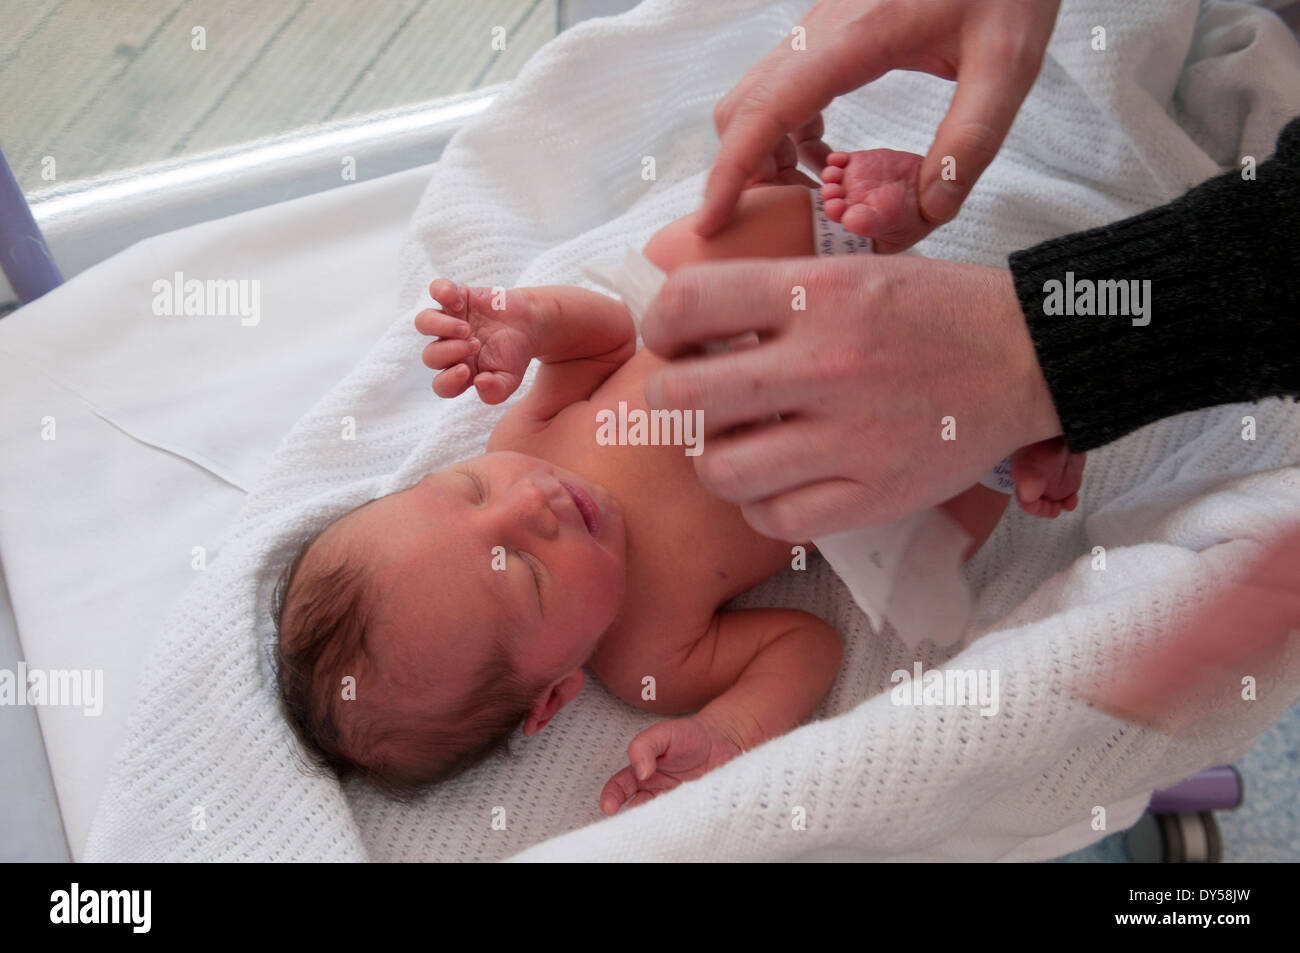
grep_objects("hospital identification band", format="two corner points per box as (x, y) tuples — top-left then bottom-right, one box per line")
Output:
(978, 457), (1015, 495)
(810, 189), (873, 257)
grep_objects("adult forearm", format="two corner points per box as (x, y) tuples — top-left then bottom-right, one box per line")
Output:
(1009, 116), (1300, 453)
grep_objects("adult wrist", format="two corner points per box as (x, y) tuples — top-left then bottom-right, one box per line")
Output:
(993, 268), (1064, 447)
(1008, 115), (1300, 453)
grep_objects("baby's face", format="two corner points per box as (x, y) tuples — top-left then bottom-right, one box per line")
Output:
(323, 451), (627, 702)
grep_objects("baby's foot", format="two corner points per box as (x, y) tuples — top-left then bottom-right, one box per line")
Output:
(820, 149), (933, 254)
(1009, 437), (1086, 519)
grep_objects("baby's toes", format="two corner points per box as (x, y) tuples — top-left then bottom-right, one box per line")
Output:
(840, 201), (887, 237)
(830, 149), (926, 245)
(1055, 452), (1087, 500)
(822, 194), (847, 224)
(1011, 466), (1047, 508)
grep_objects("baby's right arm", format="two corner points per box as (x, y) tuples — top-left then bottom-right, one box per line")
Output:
(600, 607), (841, 814)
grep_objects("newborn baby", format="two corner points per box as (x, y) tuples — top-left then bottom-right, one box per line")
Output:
(275, 181), (1020, 815)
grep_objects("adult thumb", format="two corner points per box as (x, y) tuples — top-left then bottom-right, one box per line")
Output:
(919, 50), (1041, 224)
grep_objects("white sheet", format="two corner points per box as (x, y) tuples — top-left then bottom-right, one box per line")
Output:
(0, 164), (431, 857)
(81, 0), (1300, 863)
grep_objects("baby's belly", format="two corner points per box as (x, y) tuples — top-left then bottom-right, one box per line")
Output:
(529, 349), (795, 601)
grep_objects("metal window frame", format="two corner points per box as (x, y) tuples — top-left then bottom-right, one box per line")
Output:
(0, 0), (646, 308)
(1, 86), (499, 308)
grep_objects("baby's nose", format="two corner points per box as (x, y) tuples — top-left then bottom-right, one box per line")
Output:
(508, 475), (561, 538)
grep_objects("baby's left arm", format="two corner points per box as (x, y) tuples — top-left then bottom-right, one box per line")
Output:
(600, 607), (841, 814)
(416, 279), (636, 431)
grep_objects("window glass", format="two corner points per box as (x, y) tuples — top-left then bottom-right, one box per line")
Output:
(0, 0), (563, 195)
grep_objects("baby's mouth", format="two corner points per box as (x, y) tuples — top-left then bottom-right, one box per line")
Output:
(558, 480), (600, 537)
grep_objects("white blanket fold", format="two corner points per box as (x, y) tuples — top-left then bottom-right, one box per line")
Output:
(86, 0), (1300, 862)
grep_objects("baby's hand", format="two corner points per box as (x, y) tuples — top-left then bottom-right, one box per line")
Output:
(820, 149), (934, 254)
(414, 279), (537, 404)
(599, 714), (744, 815)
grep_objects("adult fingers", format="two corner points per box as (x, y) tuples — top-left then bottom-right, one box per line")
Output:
(700, 49), (871, 235)
(1088, 525), (1300, 732)
(700, 0), (921, 235)
(918, 35), (1048, 224)
(792, 113), (832, 172)
(648, 349), (849, 437)
(639, 260), (798, 358)
(644, 345), (808, 438)
(698, 104), (800, 238)
(741, 476), (890, 542)
(690, 416), (866, 506)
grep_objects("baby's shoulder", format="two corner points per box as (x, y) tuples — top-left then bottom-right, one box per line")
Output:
(588, 603), (719, 713)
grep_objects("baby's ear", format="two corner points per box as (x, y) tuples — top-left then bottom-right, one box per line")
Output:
(521, 669), (585, 736)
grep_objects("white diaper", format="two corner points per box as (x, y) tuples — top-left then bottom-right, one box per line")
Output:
(582, 249), (665, 330)
(582, 189), (997, 648)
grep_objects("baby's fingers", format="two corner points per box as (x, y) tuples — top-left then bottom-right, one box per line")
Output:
(414, 306), (471, 339)
(627, 722), (678, 781)
(422, 335), (480, 370)
(472, 369), (521, 405)
(599, 762), (678, 815)
(600, 765), (640, 815)
(427, 278), (465, 316)
(432, 363), (473, 399)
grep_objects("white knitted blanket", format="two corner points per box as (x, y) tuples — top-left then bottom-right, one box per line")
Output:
(86, 0), (1300, 861)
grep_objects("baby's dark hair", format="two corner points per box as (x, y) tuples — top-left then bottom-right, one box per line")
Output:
(271, 523), (545, 799)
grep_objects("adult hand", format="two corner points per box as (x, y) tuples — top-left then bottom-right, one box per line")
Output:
(697, 0), (1061, 242)
(642, 254), (1062, 540)
(1082, 524), (1300, 736)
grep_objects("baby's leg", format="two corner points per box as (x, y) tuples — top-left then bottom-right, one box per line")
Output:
(642, 184), (817, 271)
(940, 485), (1009, 559)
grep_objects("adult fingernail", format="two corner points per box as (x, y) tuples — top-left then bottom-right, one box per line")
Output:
(921, 178), (963, 224)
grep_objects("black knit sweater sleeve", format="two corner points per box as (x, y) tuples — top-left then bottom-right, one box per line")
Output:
(1008, 115), (1300, 453)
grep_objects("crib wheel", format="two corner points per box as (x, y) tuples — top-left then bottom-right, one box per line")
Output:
(1125, 811), (1222, 863)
